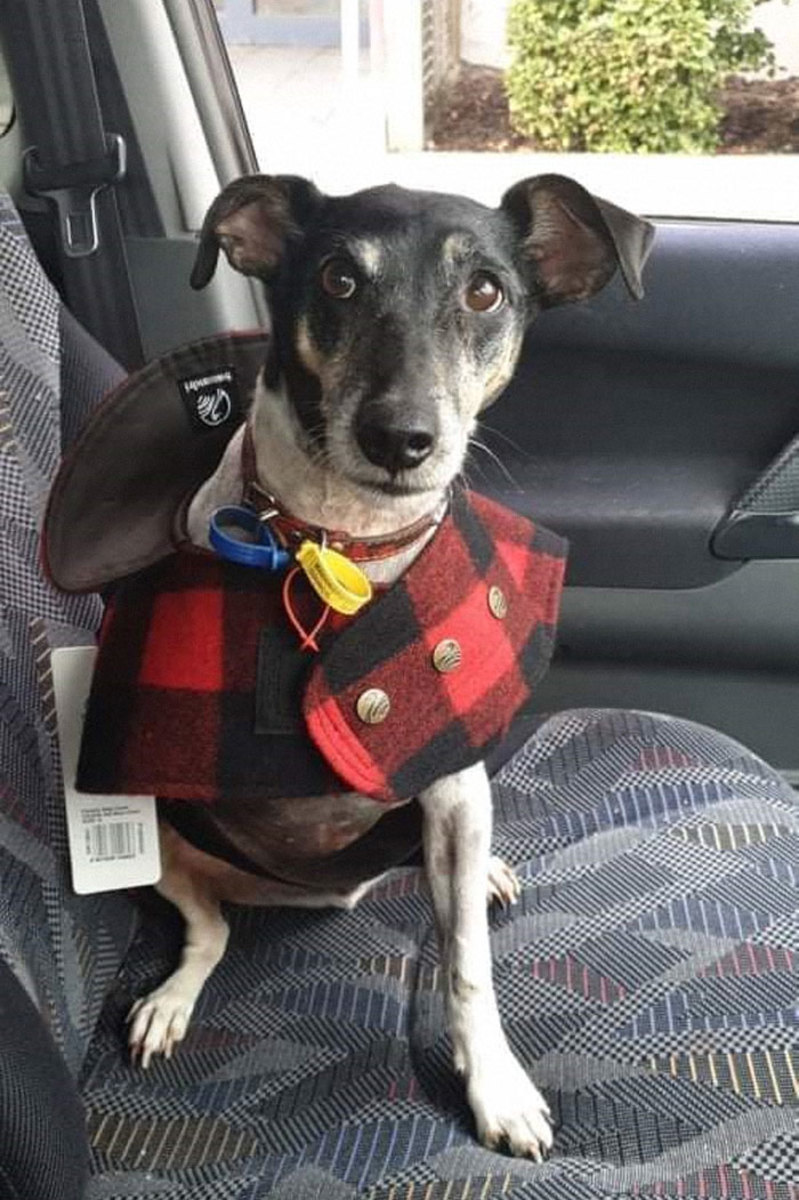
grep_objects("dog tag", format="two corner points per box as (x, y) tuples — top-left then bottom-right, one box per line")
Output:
(52, 647), (161, 895)
(296, 541), (372, 615)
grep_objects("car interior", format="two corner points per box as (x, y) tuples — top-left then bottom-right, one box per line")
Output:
(0, 1), (798, 1197)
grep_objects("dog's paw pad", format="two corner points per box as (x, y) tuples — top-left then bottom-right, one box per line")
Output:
(469, 1062), (553, 1161)
(486, 856), (521, 907)
(127, 988), (194, 1069)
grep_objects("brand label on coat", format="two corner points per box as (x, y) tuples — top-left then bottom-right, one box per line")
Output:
(178, 366), (241, 430)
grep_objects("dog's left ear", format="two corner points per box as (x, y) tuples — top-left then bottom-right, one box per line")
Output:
(501, 174), (654, 307)
(190, 174), (322, 289)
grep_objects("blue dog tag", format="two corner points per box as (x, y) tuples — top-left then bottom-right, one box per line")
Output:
(209, 505), (291, 571)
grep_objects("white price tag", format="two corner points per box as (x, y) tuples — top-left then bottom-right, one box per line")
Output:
(52, 647), (161, 894)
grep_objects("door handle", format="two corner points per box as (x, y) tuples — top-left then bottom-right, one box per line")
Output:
(713, 432), (799, 560)
(713, 510), (799, 559)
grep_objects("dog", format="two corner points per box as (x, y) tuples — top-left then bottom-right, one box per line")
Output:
(125, 173), (653, 1159)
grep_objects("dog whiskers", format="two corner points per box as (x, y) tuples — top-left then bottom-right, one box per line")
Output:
(477, 420), (530, 461)
(467, 436), (522, 492)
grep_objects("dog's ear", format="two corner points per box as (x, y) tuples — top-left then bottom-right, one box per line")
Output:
(501, 174), (654, 307)
(190, 174), (322, 290)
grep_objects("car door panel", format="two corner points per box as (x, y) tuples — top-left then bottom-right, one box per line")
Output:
(479, 221), (799, 588)
(475, 220), (799, 772)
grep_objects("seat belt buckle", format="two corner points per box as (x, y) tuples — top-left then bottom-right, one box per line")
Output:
(23, 133), (126, 259)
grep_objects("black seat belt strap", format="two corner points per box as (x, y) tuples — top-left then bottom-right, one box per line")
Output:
(3, 0), (145, 369)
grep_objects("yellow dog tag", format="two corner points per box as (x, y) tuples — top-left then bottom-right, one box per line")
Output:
(296, 541), (373, 615)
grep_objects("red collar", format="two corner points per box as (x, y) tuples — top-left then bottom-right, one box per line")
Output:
(240, 422), (442, 564)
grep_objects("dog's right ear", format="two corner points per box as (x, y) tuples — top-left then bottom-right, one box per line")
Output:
(190, 174), (322, 290)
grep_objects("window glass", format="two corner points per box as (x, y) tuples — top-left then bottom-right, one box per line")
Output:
(218, 0), (799, 220)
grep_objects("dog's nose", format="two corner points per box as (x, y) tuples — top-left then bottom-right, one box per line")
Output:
(356, 410), (436, 473)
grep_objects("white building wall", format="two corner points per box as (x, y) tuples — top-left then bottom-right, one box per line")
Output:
(460, 0), (510, 68)
(754, 0), (799, 74)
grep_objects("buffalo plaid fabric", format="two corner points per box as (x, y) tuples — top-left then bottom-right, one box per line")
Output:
(77, 488), (566, 806)
(77, 551), (347, 803)
(305, 488), (566, 801)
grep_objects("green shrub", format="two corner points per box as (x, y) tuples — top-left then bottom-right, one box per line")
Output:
(505, 0), (775, 153)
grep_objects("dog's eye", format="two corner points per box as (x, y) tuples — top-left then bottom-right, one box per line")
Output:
(464, 272), (504, 314)
(320, 259), (357, 299)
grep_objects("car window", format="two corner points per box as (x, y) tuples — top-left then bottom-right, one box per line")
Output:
(215, 0), (799, 221)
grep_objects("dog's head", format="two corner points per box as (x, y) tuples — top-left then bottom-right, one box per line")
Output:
(192, 174), (653, 500)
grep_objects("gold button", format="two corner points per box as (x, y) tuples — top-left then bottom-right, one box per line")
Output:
(432, 638), (462, 673)
(356, 688), (391, 724)
(488, 585), (508, 619)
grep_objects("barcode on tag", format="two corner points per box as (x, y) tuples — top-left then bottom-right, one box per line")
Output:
(85, 819), (145, 862)
(51, 647), (161, 894)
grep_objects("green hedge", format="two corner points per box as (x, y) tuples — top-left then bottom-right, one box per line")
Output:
(505, 0), (775, 153)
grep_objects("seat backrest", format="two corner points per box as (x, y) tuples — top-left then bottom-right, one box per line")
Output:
(0, 190), (137, 1077)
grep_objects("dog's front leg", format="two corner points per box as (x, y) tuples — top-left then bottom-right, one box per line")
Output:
(419, 763), (553, 1160)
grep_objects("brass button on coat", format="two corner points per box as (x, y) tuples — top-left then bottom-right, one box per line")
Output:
(488, 584), (508, 619)
(432, 638), (462, 673)
(356, 687), (391, 724)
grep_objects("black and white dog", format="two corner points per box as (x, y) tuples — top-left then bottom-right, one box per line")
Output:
(127, 173), (653, 1159)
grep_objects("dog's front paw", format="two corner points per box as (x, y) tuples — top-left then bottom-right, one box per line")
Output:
(467, 1057), (553, 1161)
(127, 986), (195, 1069)
(487, 856), (521, 907)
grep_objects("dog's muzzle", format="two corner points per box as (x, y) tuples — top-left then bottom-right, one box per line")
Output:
(355, 399), (438, 474)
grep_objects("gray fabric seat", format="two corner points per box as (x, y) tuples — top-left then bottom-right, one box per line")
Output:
(1, 192), (798, 1199)
(0, 191), (135, 1079)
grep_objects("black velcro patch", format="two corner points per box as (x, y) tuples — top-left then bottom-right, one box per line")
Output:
(255, 624), (312, 735)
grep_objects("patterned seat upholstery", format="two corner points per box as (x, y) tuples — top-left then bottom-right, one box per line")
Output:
(0, 192), (135, 1081)
(81, 709), (799, 1198)
(1, 192), (797, 1197)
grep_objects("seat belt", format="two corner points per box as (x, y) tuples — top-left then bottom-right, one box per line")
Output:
(3, 0), (145, 370)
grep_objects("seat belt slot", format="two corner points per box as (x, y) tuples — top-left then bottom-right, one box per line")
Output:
(3, 0), (144, 367)
(24, 134), (127, 258)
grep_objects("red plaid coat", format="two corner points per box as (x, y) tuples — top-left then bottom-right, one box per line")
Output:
(77, 488), (566, 806)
